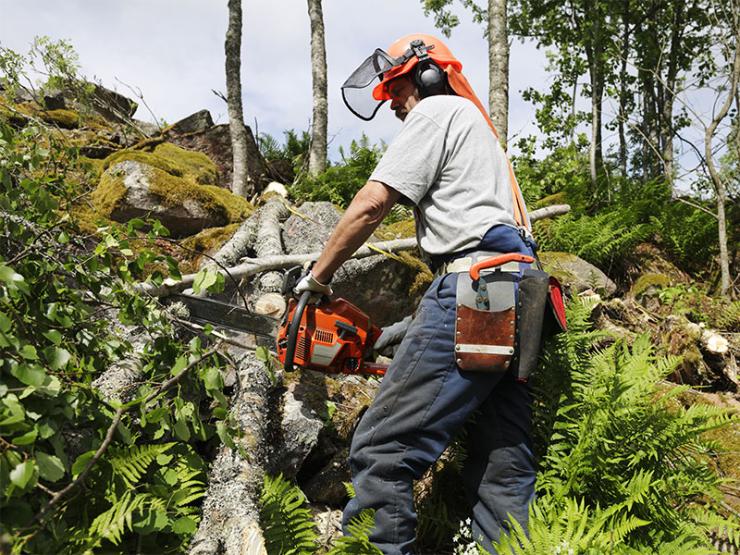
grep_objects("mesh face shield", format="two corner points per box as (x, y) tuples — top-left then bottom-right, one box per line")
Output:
(341, 49), (400, 121)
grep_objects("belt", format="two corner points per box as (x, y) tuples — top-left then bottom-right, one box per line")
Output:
(434, 251), (526, 277)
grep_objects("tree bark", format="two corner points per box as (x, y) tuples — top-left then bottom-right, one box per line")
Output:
(488, 0), (509, 147)
(618, 0), (631, 177)
(189, 351), (271, 555)
(225, 0), (251, 198)
(251, 197), (290, 316)
(307, 0), (328, 176)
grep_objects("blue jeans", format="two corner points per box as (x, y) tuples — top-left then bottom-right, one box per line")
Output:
(343, 272), (535, 554)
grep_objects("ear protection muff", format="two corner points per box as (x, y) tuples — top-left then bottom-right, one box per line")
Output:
(414, 58), (447, 98)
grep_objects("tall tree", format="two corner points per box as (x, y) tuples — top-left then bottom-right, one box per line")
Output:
(488, 0), (510, 145)
(421, 0), (511, 146)
(510, 0), (614, 198)
(307, 0), (328, 176)
(225, 0), (250, 198)
(704, 0), (739, 296)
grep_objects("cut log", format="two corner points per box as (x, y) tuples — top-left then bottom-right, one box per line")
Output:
(250, 196), (289, 317)
(202, 211), (260, 271)
(141, 204), (570, 298)
(189, 350), (272, 555)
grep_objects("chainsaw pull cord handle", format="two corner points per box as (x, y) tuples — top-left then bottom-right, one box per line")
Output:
(284, 290), (311, 372)
(469, 253), (536, 281)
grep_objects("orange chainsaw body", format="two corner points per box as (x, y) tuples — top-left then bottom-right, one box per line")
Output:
(276, 297), (385, 376)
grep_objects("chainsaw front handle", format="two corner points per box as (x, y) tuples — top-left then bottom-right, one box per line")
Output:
(283, 290), (311, 372)
(469, 253), (535, 280)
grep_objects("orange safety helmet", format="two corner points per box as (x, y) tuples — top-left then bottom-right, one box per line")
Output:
(372, 34), (462, 101)
(340, 34), (532, 230)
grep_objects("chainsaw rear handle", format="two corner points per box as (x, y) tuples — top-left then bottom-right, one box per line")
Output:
(469, 253), (536, 280)
(283, 290), (311, 372)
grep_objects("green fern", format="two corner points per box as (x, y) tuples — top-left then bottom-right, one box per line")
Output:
(327, 509), (382, 555)
(525, 298), (738, 552)
(89, 490), (156, 545)
(108, 442), (175, 489)
(259, 474), (318, 555)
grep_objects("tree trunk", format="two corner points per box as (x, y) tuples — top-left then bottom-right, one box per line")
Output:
(189, 351), (271, 555)
(659, 1), (686, 185)
(488, 0), (509, 147)
(251, 197), (289, 317)
(618, 0), (630, 177)
(307, 0), (328, 176)
(705, 28), (739, 297)
(587, 54), (604, 197)
(225, 0), (251, 198)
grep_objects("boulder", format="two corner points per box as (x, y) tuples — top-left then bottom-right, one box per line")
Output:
(169, 123), (270, 195)
(276, 379), (326, 479)
(91, 156), (252, 237)
(282, 202), (429, 326)
(539, 251), (617, 297)
(169, 109), (214, 135)
(86, 82), (138, 122)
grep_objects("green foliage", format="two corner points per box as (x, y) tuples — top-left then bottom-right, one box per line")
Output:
(289, 135), (384, 208)
(259, 474), (318, 555)
(499, 299), (740, 553)
(0, 115), (229, 552)
(536, 211), (652, 269)
(259, 129), (311, 181)
(327, 510), (383, 555)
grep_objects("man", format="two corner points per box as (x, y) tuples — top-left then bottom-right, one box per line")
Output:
(296, 34), (539, 554)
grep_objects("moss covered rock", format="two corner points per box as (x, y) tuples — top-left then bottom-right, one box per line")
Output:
(630, 272), (672, 298)
(539, 251), (618, 296)
(91, 160), (251, 237)
(39, 108), (80, 129)
(102, 142), (218, 185)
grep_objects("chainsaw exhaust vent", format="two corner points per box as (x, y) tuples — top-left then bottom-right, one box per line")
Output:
(313, 328), (334, 344)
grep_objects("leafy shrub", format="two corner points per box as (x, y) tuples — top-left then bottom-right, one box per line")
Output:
(0, 121), (231, 553)
(289, 134), (385, 208)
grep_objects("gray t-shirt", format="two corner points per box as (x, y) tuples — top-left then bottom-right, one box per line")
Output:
(370, 95), (517, 256)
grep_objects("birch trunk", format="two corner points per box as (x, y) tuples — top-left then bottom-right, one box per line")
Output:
(189, 351), (271, 555)
(225, 0), (251, 198)
(251, 197), (290, 317)
(705, 31), (739, 297)
(488, 0), (509, 147)
(307, 0), (328, 176)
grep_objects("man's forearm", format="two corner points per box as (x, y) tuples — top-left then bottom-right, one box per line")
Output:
(311, 181), (399, 284)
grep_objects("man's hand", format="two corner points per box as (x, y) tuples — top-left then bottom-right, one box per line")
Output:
(294, 271), (333, 297)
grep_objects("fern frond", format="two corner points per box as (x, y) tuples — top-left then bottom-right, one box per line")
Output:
(327, 509), (382, 555)
(108, 442), (175, 489)
(259, 474), (318, 555)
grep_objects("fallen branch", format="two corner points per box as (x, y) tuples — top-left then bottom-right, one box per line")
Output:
(138, 205), (569, 298)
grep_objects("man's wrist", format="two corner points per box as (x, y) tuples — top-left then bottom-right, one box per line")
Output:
(308, 272), (331, 288)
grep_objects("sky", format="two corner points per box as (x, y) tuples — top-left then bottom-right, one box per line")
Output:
(0, 1), (719, 188)
(0, 0), (550, 160)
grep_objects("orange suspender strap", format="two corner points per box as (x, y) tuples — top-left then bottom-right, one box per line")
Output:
(444, 67), (531, 231)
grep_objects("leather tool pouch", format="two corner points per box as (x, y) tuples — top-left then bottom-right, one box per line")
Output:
(454, 271), (517, 372)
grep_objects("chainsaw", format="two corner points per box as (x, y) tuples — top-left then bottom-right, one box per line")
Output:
(168, 266), (388, 377)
